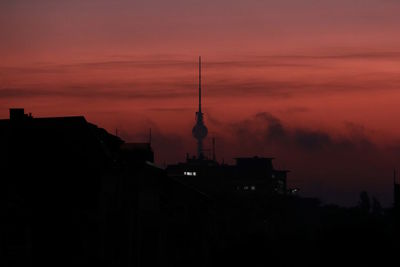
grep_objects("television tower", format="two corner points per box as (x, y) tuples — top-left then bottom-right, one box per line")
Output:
(192, 56), (208, 159)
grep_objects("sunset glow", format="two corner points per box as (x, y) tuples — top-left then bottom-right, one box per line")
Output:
(2, 0), (400, 205)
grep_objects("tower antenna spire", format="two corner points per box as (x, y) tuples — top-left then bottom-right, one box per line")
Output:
(192, 56), (208, 159)
(199, 56), (201, 113)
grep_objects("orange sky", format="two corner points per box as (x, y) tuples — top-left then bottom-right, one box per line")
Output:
(1, 0), (400, 206)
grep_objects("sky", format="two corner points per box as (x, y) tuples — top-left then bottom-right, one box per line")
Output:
(1, 0), (400, 206)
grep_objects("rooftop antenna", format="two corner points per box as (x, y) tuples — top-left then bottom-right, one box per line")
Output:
(212, 137), (216, 162)
(192, 56), (208, 159)
(149, 128), (152, 145)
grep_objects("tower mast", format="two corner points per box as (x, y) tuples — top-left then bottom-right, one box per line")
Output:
(199, 56), (201, 113)
(192, 56), (208, 159)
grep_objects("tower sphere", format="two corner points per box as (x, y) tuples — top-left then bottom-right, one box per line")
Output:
(192, 122), (208, 140)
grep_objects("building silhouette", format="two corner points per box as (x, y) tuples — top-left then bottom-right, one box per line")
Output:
(0, 108), (213, 267)
(1, 107), (398, 266)
(167, 156), (288, 198)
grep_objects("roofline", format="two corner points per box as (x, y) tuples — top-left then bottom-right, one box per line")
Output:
(0, 115), (86, 121)
(145, 161), (164, 170)
(31, 116), (86, 120)
(234, 157), (275, 160)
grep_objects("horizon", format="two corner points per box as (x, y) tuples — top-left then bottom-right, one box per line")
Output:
(0, 106), (397, 208)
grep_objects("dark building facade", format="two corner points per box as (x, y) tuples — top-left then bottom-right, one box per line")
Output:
(120, 142), (154, 163)
(0, 109), (213, 267)
(166, 156), (288, 199)
(3, 108), (396, 267)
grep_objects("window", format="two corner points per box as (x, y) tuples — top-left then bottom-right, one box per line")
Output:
(244, 186), (249, 190)
(251, 186), (256, 191)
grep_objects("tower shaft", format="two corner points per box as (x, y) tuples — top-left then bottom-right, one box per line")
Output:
(192, 56), (208, 159)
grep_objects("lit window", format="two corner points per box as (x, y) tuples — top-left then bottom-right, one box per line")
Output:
(184, 172), (187, 175)
(251, 186), (256, 190)
(244, 186), (249, 190)
(193, 172), (196, 176)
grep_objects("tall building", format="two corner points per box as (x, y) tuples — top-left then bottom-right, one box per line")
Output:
(167, 58), (289, 198)
(192, 56), (208, 159)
